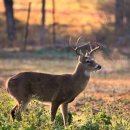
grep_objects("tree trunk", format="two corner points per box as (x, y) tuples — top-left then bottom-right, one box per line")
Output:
(115, 0), (124, 32)
(41, 0), (46, 27)
(125, 0), (130, 32)
(4, 0), (16, 41)
(52, 0), (56, 44)
(40, 0), (46, 46)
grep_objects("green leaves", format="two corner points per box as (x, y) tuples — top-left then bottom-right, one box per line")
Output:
(80, 122), (99, 130)
(0, 91), (130, 130)
(95, 112), (112, 125)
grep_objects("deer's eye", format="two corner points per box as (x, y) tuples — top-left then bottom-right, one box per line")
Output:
(86, 60), (91, 63)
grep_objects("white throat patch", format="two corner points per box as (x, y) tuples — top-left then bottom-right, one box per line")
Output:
(84, 70), (90, 77)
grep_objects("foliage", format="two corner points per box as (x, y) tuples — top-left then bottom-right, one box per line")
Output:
(0, 90), (129, 130)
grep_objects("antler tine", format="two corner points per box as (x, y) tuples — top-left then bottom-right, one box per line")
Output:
(75, 47), (84, 56)
(69, 36), (84, 56)
(75, 37), (84, 56)
(84, 41), (90, 57)
(89, 42), (100, 55)
(89, 42), (92, 52)
(85, 50), (90, 57)
(76, 36), (81, 47)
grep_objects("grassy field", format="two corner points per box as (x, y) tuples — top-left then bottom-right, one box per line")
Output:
(0, 50), (130, 130)
(0, 0), (130, 129)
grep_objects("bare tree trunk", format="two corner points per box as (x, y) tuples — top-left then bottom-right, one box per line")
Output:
(115, 0), (124, 33)
(52, 0), (56, 45)
(40, 0), (46, 46)
(22, 2), (31, 51)
(125, 1), (130, 32)
(126, 15), (130, 31)
(4, 0), (16, 41)
(41, 0), (46, 27)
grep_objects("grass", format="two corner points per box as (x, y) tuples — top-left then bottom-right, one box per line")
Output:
(0, 89), (130, 130)
(0, 50), (130, 130)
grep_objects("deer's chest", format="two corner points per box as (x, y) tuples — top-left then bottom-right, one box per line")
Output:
(61, 84), (88, 103)
(80, 80), (89, 91)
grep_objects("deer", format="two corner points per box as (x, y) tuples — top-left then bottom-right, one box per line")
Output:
(6, 40), (101, 126)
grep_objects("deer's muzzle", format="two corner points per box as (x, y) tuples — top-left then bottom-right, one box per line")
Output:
(94, 65), (101, 70)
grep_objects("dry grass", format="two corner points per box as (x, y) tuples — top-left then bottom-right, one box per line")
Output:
(0, 0), (117, 48)
(0, 50), (130, 104)
(0, 0), (110, 37)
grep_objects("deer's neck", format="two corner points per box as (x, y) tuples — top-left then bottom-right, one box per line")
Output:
(72, 62), (90, 91)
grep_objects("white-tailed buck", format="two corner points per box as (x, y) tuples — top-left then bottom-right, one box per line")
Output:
(6, 40), (101, 126)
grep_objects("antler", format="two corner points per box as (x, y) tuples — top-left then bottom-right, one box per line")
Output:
(69, 37), (81, 51)
(69, 37), (100, 57)
(88, 42), (100, 55)
(75, 43), (90, 56)
(75, 37), (84, 56)
(69, 37), (85, 56)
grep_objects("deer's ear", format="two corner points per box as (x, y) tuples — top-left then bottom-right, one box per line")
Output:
(78, 56), (85, 63)
(78, 56), (81, 62)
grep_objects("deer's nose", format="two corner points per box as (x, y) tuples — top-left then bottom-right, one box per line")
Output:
(97, 65), (101, 70)
(95, 64), (101, 70)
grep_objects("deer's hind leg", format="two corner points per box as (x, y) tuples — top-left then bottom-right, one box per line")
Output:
(11, 104), (19, 121)
(11, 99), (30, 121)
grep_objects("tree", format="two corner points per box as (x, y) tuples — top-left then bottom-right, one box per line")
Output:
(115, 0), (124, 32)
(40, 0), (46, 45)
(4, 0), (16, 41)
(41, 0), (46, 27)
(52, 0), (56, 44)
(124, 0), (130, 32)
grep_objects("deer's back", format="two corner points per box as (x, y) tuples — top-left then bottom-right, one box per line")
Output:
(7, 72), (76, 103)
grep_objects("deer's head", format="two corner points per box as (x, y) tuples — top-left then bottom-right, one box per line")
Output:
(73, 39), (101, 72)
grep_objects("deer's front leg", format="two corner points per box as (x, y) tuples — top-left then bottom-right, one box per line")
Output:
(61, 103), (68, 126)
(50, 102), (60, 122)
